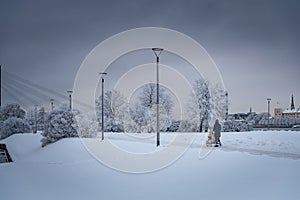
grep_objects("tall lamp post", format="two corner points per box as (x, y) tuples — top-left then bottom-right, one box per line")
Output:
(0, 65), (2, 107)
(34, 104), (38, 133)
(267, 98), (271, 130)
(67, 90), (73, 111)
(152, 48), (163, 146)
(225, 91), (229, 121)
(50, 99), (55, 111)
(99, 72), (107, 141)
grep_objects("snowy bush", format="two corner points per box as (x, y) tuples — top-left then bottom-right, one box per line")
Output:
(167, 120), (181, 132)
(41, 108), (78, 147)
(0, 104), (30, 139)
(147, 105), (172, 132)
(223, 120), (248, 132)
(123, 117), (139, 133)
(0, 117), (30, 139)
(177, 120), (198, 132)
(0, 103), (26, 121)
(75, 113), (99, 138)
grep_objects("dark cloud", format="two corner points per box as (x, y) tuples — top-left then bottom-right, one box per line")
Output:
(1, 0), (299, 112)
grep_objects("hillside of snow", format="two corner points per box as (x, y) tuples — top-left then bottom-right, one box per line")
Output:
(1, 131), (300, 200)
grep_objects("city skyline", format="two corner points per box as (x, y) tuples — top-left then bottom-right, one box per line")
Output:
(1, 0), (300, 114)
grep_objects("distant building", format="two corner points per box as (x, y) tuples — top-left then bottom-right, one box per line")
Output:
(282, 109), (300, 118)
(291, 93), (295, 110)
(274, 108), (283, 119)
(274, 94), (300, 119)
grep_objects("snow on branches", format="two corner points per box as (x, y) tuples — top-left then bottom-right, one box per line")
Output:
(126, 84), (173, 133)
(41, 108), (78, 147)
(0, 103), (30, 139)
(185, 79), (227, 132)
(95, 90), (127, 132)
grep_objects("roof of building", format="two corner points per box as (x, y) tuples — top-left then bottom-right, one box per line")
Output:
(282, 108), (300, 114)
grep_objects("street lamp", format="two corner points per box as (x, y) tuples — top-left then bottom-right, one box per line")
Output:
(99, 72), (107, 141)
(50, 99), (55, 111)
(67, 90), (73, 111)
(225, 91), (229, 121)
(0, 65), (2, 107)
(152, 48), (163, 146)
(267, 98), (271, 130)
(34, 104), (38, 133)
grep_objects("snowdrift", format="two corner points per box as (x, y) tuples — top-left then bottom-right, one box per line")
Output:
(1, 131), (300, 200)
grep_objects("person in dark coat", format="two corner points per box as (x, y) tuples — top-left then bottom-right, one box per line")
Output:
(213, 119), (222, 146)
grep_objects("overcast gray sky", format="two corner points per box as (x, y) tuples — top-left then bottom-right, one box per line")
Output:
(1, 0), (299, 114)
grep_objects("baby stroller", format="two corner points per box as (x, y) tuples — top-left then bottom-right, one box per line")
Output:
(206, 129), (219, 147)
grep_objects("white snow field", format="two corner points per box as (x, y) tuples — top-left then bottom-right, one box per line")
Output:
(1, 131), (300, 200)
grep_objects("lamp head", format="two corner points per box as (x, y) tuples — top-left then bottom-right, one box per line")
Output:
(99, 72), (107, 78)
(152, 48), (164, 57)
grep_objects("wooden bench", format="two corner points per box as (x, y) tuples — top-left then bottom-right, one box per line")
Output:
(0, 144), (13, 163)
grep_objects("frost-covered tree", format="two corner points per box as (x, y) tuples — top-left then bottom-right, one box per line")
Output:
(37, 107), (46, 131)
(25, 106), (46, 132)
(185, 95), (200, 131)
(0, 104), (30, 139)
(187, 79), (211, 132)
(127, 83), (174, 133)
(126, 103), (151, 133)
(129, 102), (150, 127)
(0, 103), (25, 121)
(25, 108), (35, 132)
(186, 80), (226, 132)
(147, 104), (172, 132)
(138, 83), (173, 115)
(0, 117), (30, 139)
(41, 108), (78, 147)
(210, 83), (227, 125)
(96, 90), (127, 132)
(126, 104), (172, 133)
(76, 113), (99, 138)
(125, 102), (151, 133)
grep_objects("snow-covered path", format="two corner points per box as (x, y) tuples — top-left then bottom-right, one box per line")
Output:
(1, 131), (300, 200)
(220, 131), (300, 159)
(102, 131), (300, 159)
(220, 145), (300, 159)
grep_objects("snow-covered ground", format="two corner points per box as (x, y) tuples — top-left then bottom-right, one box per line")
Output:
(1, 131), (300, 200)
